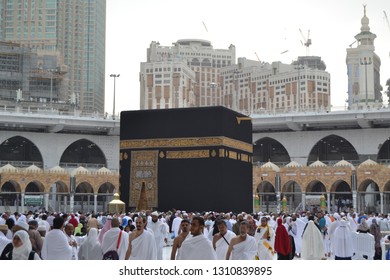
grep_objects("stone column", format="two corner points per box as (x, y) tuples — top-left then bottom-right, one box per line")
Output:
(44, 193), (49, 211)
(64, 195), (68, 213)
(87, 195), (91, 213)
(94, 194), (98, 213)
(352, 191), (357, 211)
(331, 194), (336, 213)
(302, 193), (306, 212)
(70, 194), (74, 213)
(51, 183), (57, 211)
(16, 194), (20, 213)
(380, 192), (384, 214)
(289, 196), (293, 213)
(21, 193), (25, 213)
(259, 196), (263, 213)
(57, 195), (61, 212)
(276, 192), (281, 214)
(327, 192), (331, 213)
(351, 172), (357, 211)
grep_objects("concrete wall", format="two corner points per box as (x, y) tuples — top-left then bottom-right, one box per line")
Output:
(0, 131), (119, 171)
(253, 127), (389, 165)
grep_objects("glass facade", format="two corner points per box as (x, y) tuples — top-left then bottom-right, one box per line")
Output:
(0, 0), (106, 114)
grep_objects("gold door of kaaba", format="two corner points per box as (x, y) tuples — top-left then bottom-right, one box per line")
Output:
(129, 150), (158, 210)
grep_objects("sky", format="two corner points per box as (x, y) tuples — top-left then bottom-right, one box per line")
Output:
(104, 0), (390, 115)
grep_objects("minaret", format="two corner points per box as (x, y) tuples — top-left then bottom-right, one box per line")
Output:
(355, 5), (377, 47)
(346, 5), (382, 110)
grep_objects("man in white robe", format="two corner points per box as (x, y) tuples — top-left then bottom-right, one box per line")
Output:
(126, 216), (157, 260)
(146, 211), (168, 260)
(268, 215), (277, 230)
(226, 221), (257, 260)
(212, 220), (236, 260)
(41, 216), (72, 260)
(348, 212), (358, 232)
(64, 223), (78, 260)
(38, 214), (51, 233)
(0, 224), (11, 255)
(319, 213), (332, 257)
(101, 218), (128, 260)
(204, 219), (213, 239)
(171, 212), (182, 238)
(254, 216), (276, 260)
(0, 212), (9, 225)
(293, 215), (305, 257)
(170, 219), (190, 260)
(177, 216), (217, 260)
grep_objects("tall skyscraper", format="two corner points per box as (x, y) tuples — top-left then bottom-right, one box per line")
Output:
(0, 0), (106, 113)
(346, 5), (382, 110)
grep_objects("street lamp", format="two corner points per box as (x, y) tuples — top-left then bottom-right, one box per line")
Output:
(110, 74), (120, 119)
(360, 57), (372, 108)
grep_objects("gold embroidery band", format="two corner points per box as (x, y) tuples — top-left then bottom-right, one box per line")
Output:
(120, 136), (253, 153)
(166, 150), (210, 159)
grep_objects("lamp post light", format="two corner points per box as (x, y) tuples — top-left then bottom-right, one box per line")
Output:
(110, 74), (120, 119)
(360, 57), (372, 108)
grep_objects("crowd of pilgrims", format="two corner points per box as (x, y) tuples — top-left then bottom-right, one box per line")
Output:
(0, 208), (389, 260)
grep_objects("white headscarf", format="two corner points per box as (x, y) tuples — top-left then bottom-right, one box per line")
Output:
(12, 230), (32, 260)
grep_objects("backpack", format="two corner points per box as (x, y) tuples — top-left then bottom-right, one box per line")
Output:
(102, 249), (119, 260)
(386, 248), (390, 260)
(102, 230), (122, 260)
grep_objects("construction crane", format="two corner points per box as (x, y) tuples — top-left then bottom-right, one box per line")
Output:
(255, 52), (261, 62)
(384, 11), (390, 57)
(348, 41), (356, 48)
(299, 29), (312, 56)
(202, 21), (208, 32)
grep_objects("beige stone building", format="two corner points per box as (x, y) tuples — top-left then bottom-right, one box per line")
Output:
(140, 40), (330, 115)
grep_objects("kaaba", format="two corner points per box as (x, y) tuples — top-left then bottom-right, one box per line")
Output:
(119, 106), (253, 213)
